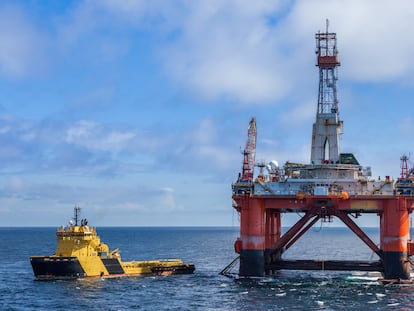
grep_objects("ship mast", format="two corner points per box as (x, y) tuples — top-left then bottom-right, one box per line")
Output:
(73, 207), (81, 226)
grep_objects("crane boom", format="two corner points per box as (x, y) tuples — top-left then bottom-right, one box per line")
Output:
(240, 118), (257, 181)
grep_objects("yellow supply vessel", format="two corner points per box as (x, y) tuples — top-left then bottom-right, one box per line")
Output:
(30, 208), (195, 280)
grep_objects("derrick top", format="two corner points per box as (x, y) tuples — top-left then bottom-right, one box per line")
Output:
(315, 19), (340, 68)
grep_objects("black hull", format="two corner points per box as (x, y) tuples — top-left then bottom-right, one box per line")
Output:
(31, 256), (195, 279)
(239, 249), (265, 277)
(101, 258), (125, 274)
(30, 256), (86, 280)
(382, 251), (411, 280)
(151, 264), (195, 275)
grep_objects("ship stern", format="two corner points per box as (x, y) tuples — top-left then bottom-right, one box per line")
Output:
(30, 256), (86, 280)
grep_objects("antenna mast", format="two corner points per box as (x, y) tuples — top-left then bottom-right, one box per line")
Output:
(73, 206), (81, 226)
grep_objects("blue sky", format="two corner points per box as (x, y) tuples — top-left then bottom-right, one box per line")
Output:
(1, 0), (414, 226)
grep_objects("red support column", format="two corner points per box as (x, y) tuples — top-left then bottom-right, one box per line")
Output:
(265, 210), (281, 249)
(274, 211), (281, 246)
(380, 197), (410, 279)
(265, 210), (272, 250)
(239, 197), (265, 276)
(264, 210), (281, 274)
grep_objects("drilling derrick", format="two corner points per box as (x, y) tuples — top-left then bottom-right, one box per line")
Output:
(311, 20), (343, 164)
(240, 118), (257, 181)
(225, 21), (414, 282)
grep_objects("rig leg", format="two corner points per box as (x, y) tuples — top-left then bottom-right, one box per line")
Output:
(239, 198), (265, 277)
(380, 198), (411, 280)
(240, 249), (265, 277)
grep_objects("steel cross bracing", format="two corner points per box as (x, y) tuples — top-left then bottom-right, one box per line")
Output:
(232, 193), (414, 278)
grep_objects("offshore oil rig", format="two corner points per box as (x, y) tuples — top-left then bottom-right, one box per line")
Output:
(224, 22), (414, 281)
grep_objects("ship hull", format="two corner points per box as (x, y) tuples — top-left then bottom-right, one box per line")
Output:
(30, 256), (86, 279)
(151, 264), (196, 276)
(30, 256), (195, 280)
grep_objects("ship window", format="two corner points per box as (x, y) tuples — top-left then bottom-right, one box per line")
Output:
(340, 153), (360, 165)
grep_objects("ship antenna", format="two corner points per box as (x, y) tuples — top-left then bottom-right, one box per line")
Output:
(74, 206), (81, 226)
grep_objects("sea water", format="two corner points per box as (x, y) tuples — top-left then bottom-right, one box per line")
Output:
(0, 226), (413, 310)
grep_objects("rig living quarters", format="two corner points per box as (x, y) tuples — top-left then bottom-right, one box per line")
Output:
(228, 23), (414, 281)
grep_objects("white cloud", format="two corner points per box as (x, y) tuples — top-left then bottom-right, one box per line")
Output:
(7, 176), (25, 191)
(284, 0), (414, 82)
(71, 86), (115, 109)
(174, 118), (240, 172)
(3, 0), (414, 102)
(63, 0), (291, 105)
(114, 201), (146, 211)
(399, 117), (414, 133)
(277, 101), (315, 126)
(66, 120), (136, 152)
(260, 138), (279, 147)
(0, 125), (11, 134)
(160, 187), (177, 211)
(98, 0), (147, 19)
(160, 1), (291, 104)
(4, 0), (414, 227)
(0, 4), (48, 77)
(158, 0), (414, 101)
(5, 0), (412, 105)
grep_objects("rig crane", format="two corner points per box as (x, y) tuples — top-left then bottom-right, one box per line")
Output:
(240, 117), (257, 181)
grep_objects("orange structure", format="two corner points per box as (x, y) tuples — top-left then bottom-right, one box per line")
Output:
(225, 21), (414, 281)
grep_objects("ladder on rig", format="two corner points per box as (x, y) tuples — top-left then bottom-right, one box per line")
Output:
(219, 256), (240, 278)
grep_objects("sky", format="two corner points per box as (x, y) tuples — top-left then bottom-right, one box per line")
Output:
(2, 0), (414, 227)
